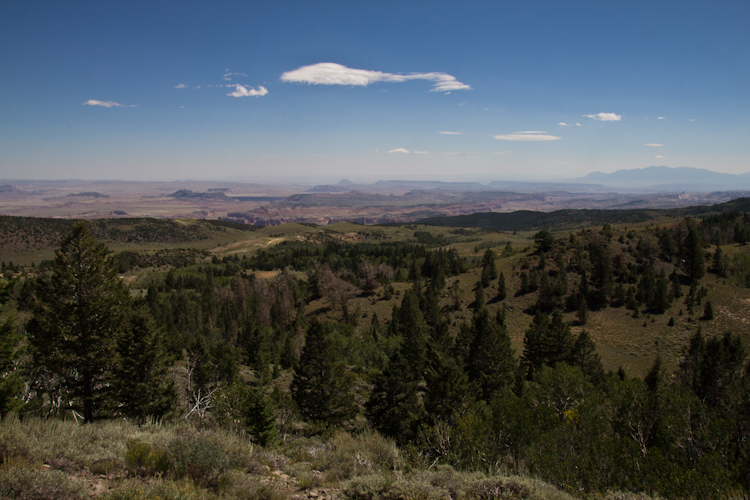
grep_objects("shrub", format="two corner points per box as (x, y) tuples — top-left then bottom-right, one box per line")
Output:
(0, 465), (85, 500)
(101, 479), (214, 500)
(316, 430), (401, 481)
(166, 434), (231, 488)
(217, 470), (289, 500)
(466, 478), (531, 500)
(124, 440), (169, 476)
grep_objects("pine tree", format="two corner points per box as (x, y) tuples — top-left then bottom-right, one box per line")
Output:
(27, 221), (130, 423)
(480, 249), (498, 288)
(567, 329), (604, 381)
(111, 307), (177, 423)
(291, 320), (356, 426)
(496, 272), (507, 302)
(703, 300), (714, 320)
(683, 221), (706, 282)
(367, 349), (425, 442)
(0, 318), (23, 418)
(467, 308), (515, 400)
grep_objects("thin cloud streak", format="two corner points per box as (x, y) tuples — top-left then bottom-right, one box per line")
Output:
(494, 131), (561, 141)
(82, 99), (127, 107)
(583, 112), (622, 121)
(281, 62), (471, 92)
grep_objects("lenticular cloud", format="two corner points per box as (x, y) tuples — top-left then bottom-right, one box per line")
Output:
(281, 63), (471, 92)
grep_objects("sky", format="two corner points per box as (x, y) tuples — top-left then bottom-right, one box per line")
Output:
(1, 1), (749, 182)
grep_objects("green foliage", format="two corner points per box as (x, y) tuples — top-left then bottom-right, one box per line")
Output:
(166, 434), (231, 488)
(0, 465), (85, 500)
(291, 320), (357, 427)
(0, 318), (23, 418)
(26, 221), (130, 422)
(125, 440), (170, 475)
(112, 308), (177, 423)
(534, 230), (555, 253)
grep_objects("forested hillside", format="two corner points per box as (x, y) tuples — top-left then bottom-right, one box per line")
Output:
(2, 212), (750, 499)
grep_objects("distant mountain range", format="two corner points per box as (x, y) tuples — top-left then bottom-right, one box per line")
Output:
(572, 166), (750, 191)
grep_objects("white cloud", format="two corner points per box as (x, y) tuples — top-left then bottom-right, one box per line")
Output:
(689, 118), (696, 122)
(413, 151), (428, 154)
(656, 155), (664, 158)
(576, 123), (583, 127)
(558, 122), (571, 127)
(494, 131), (561, 141)
(280, 62), (471, 92)
(175, 83), (187, 89)
(658, 116), (665, 120)
(388, 148), (410, 154)
(223, 71), (247, 81)
(583, 112), (622, 121)
(438, 131), (463, 135)
(82, 99), (125, 107)
(645, 143), (663, 147)
(227, 85), (269, 97)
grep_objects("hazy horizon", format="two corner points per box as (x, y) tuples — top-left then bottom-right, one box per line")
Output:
(2, 1), (749, 181)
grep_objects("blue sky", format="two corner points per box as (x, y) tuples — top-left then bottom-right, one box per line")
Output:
(1, 1), (749, 182)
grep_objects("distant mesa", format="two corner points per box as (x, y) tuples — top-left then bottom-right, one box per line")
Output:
(66, 192), (110, 198)
(576, 166), (750, 191)
(338, 178), (354, 185)
(169, 189), (230, 200)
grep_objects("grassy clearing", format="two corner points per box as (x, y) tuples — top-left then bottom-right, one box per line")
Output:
(2, 417), (635, 500)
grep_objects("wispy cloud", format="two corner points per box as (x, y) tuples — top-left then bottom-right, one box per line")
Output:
(413, 151), (428, 155)
(227, 85), (269, 97)
(82, 99), (134, 108)
(223, 71), (247, 81)
(174, 83), (187, 89)
(576, 123), (583, 127)
(281, 62), (471, 92)
(658, 116), (665, 120)
(438, 131), (463, 135)
(388, 148), (411, 154)
(494, 131), (561, 141)
(558, 122), (572, 127)
(656, 155), (664, 158)
(645, 143), (663, 147)
(583, 112), (622, 121)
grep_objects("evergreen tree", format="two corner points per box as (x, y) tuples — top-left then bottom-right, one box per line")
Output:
(245, 385), (277, 446)
(713, 246), (727, 277)
(0, 318), (23, 418)
(367, 349), (425, 442)
(424, 343), (472, 424)
(567, 329), (604, 381)
(703, 300), (714, 320)
(683, 221), (706, 281)
(473, 283), (485, 311)
(291, 320), (356, 426)
(670, 270), (683, 299)
(480, 249), (498, 288)
(111, 308), (177, 422)
(26, 222), (130, 423)
(467, 308), (515, 400)
(496, 272), (507, 302)
(652, 269), (671, 313)
(589, 239), (614, 309)
(521, 311), (551, 379)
